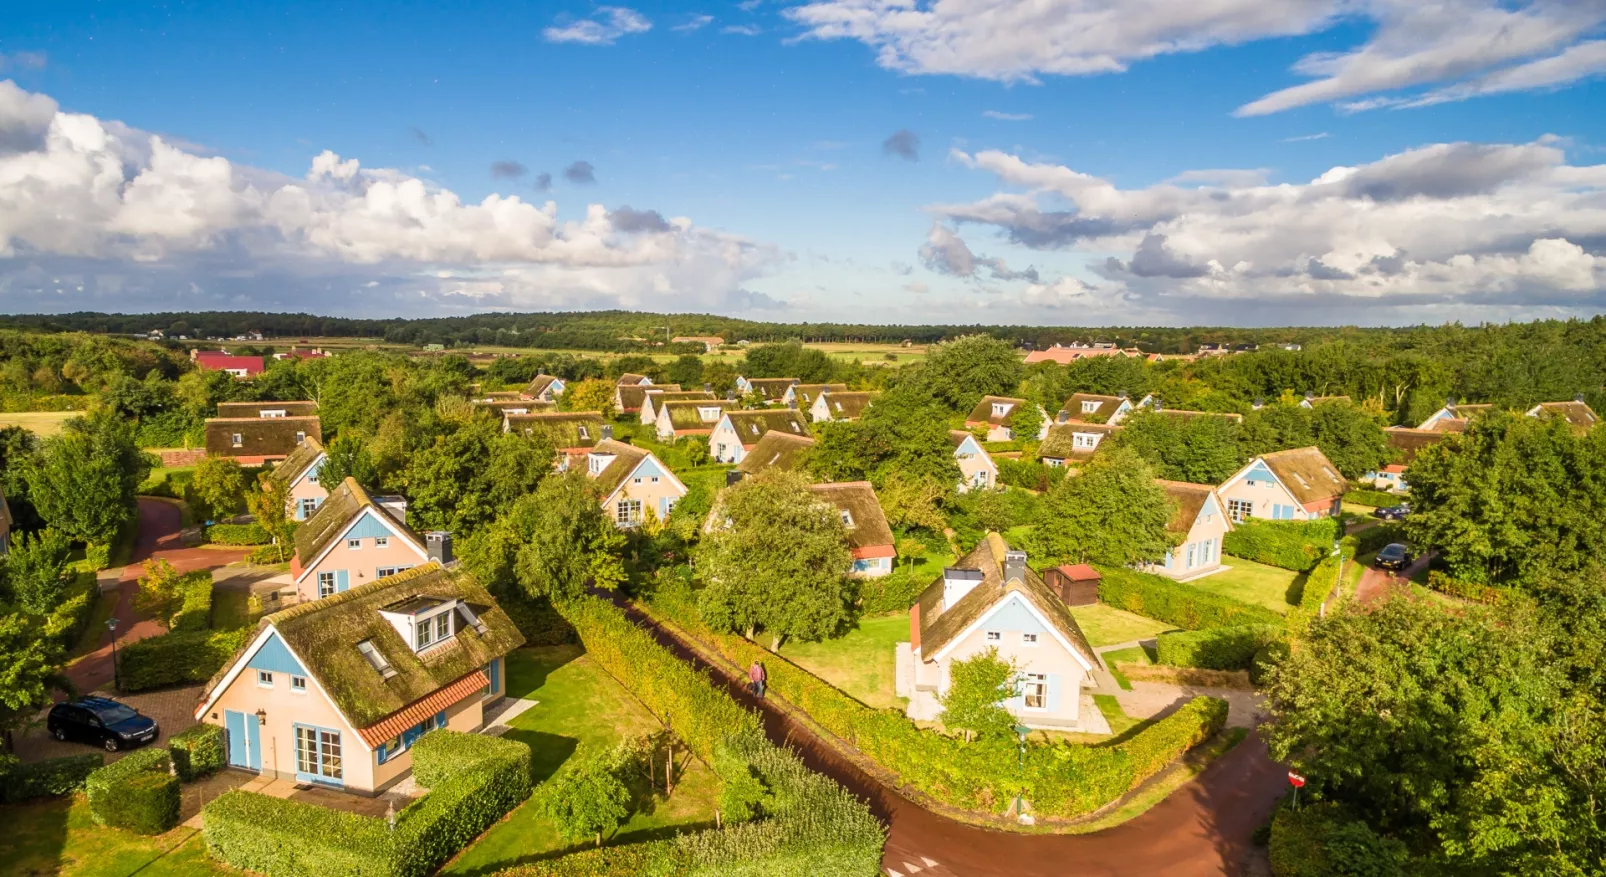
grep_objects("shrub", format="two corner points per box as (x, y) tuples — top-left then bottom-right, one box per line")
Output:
(83, 542), (111, 571)
(1156, 625), (1284, 671)
(204, 523), (271, 545)
(118, 628), (249, 692)
(203, 730), (531, 877)
(1342, 488), (1402, 510)
(856, 565), (931, 615)
(1285, 539), (1352, 637)
(247, 544), (287, 564)
(168, 570), (214, 632)
(1223, 518), (1341, 572)
(1098, 566), (1283, 631)
(1425, 571), (1505, 604)
(1269, 803), (1407, 877)
(0, 752), (103, 802)
(996, 457), (1061, 491)
(1250, 640), (1291, 686)
(86, 748), (180, 835)
(490, 587), (576, 646)
(168, 723), (227, 781)
(1352, 523), (1404, 555)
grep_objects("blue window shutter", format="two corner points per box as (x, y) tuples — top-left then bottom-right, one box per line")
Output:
(487, 658), (500, 694)
(435, 710), (447, 730)
(377, 741), (388, 765)
(1046, 674), (1061, 712)
(335, 570), (349, 592)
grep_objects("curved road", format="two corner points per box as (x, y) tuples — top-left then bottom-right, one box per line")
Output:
(624, 604), (1287, 877)
(66, 498), (251, 693)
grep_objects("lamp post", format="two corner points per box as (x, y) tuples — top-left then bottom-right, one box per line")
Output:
(106, 618), (120, 691)
(1013, 724), (1032, 825)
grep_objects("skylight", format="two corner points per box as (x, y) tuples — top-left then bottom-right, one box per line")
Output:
(356, 640), (397, 679)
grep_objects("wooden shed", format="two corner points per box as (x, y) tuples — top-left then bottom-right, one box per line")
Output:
(1044, 563), (1102, 606)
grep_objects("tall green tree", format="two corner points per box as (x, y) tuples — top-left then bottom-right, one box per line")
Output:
(538, 745), (634, 847)
(405, 419), (554, 537)
(664, 354), (704, 388)
(466, 470), (627, 600)
(1308, 401), (1389, 479)
(741, 342), (836, 383)
(922, 335), (1025, 413)
(248, 471), (296, 563)
(938, 648), (1018, 743)
(6, 528), (71, 615)
(1033, 446), (1174, 567)
(316, 433), (380, 493)
(1106, 410), (1244, 484)
(696, 471), (856, 648)
(25, 411), (146, 546)
(187, 455), (248, 523)
(560, 378), (617, 419)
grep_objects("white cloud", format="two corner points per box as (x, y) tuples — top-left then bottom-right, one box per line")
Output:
(673, 14), (715, 32)
(1283, 132), (1329, 142)
(982, 110), (1033, 121)
(542, 7), (652, 45)
(722, 24), (763, 36)
(928, 140), (1606, 319)
(0, 81), (783, 315)
(787, 0), (1606, 114)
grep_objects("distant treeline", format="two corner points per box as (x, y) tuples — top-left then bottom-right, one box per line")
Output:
(0, 309), (1415, 354)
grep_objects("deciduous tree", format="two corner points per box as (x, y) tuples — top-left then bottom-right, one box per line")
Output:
(922, 335), (1025, 413)
(6, 528), (71, 615)
(316, 433), (380, 494)
(187, 455), (248, 523)
(26, 411), (146, 546)
(560, 378), (617, 419)
(248, 472), (295, 563)
(1033, 446), (1174, 567)
(939, 647), (1018, 743)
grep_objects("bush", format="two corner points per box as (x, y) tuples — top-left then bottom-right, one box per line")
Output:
(0, 752), (103, 802)
(203, 730), (531, 877)
(1156, 625), (1284, 671)
(247, 544), (289, 564)
(1425, 570), (1506, 604)
(1352, 523), (1404, 556)
(86, 748), (180, 835)
(83, 542), (112, 572)
(169, 723), (227, 781)
(1343, 488), (1402, 510)
(1269, 803), (1407, 877)
(856, 566), (931, 615)
(168, 570), (214, 632)
(118, 628), (249, 692)
(1250, 640), (1291, 686)
(996, 457), (1062, 491)
(1098, 567), (1283, 631)
(1222, 518), (1341, 572)
(204, 523), (271, 545)
(1285, 539), (1353, 637)
(491, 587), (576, 646)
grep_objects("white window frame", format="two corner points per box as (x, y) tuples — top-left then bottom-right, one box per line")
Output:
(231, 433), (243, 447)
(1021, 633), (1039, 647)
(1080, 400), (1099, 413)
(374, 536), (388, 549)
(347, 538), (362, 550)
(992, 403), (1010, 417)
(299, 498), (319, 517)
(317, 572), (337, 597)
(985, 631), (1001, 642)
(617, 499), (642, 525)
(257, 670), (274, 688)
(1021, 673), (1048, 710)
(1072, 432), (1099, 449)
(1227, 498), (1254, 523)
(840, 510), (855, 528)
(290, 675), (308, 693)
(295, 431), (306, 443)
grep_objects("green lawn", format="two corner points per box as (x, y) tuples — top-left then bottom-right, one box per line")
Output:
(442, 646), (721, 874)
(0, 411), (79, 438)
(1198, 557), (1301, 615)
(1068, 603), (1178, 648)
(775, 614), (910, 709)
(211, 586), (252, 630)
(1100, 646), (1153, 691)
(0, 796), (219, 877)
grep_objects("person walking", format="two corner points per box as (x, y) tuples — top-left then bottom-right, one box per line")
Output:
(748, 661), (767, 699)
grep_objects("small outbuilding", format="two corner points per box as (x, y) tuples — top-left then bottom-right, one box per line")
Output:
(1044, 563), (1101, 606)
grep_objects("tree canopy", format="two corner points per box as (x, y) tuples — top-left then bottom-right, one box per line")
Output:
(921, 335), (1025, 413)
(1032, 446), (1175, 567)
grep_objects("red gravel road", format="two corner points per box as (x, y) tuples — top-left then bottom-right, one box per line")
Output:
(1354, 553), (1433, 604)
(65, 498), (251, 694)
(618, 600), (1287, 877)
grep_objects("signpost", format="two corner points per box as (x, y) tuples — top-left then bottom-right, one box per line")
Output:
(1288, 771), (1306, 809)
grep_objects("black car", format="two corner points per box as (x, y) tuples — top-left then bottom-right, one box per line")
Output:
(1374, 504), (1410, 521)
(1376, 543), (1414, 571)
(47, 697), (159, 752)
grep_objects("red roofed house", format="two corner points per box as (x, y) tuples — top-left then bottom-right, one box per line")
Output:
(809, 482), (896, 578)
(192, 350), (266, 378)
(1043, 564), (1101, 606)
(1023, 343), (1132, 365)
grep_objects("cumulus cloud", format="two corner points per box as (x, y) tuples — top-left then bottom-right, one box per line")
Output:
(882, 129), (919, 161)
(0, 81), (783, 316)
(919, 223), (1040, 282)
(787, 0), (1606, 114)
(533, 172), (553, 192)
(490, 160), (527, 180)
(564, 161), (597, 184)
(930, 139), (1606, 319)
(543, 7), (652, 45)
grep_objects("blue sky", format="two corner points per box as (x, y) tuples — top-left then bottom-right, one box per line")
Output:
(1, 1), (1604, 325)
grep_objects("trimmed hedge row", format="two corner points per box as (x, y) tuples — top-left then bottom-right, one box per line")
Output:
(1155, 625), (1284, 671)
(648, 594), (1227, 821)
(1352, 523), (1404, 555)
(204, 523), (272, 545)
(203, 730), (532, 877)
(1425, 571), (1505, 604)
(168, 723), (227, 781)
(511, 595), (886, 877)
(0, 752), (103, 803)
(169, 570), (215, 632)
(118, 628), (250, 692)
(87, 748), (180, 835)
(1098, 566), (1283, 631)
(1343, 488), (1403, 510)
(1222, 518), (1341, 572)
(1285, 539), (1352, 637)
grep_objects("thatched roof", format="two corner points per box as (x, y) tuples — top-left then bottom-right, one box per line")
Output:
(294, 477), (422, 567)
(735, 431), (816, 475)
(723, 409), (812, 447)
(643, 389), (711, 418)
(480, 391), (523, 401)
(616, 373), (651, 386)
(745, 378), (798, 400)
(808, 482), (894, 554)
(1260, 446), (1347, 504)
(965, 395), (1028, 426)
(588, 439), (654, 499)
(789, 383), (847, 409)
(915, 533), (1096, 667)
(505, 411), (607, 449)
(523, 374), (560, 397)
(1156, 480), (1227, 535)
(620, 383), (682, 413)
(269, 436), (326, 487)
(217, 401), (318, 418)
(663, 399), (736, 433)
(1531, 400), (1598, 430)
(1384, 427), (1445, 465)
(211, 563), (524, 730)
(1058, 393), (1125, 423)
(817, 391), (874, 420)
(1038, 423), (1119, 460)
(474, 399), (556, 414)
(204, 416), (322, 458)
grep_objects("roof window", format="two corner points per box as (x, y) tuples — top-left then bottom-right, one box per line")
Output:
(356, 640), (397, 679)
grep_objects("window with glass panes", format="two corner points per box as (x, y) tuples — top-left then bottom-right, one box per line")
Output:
(617, 499), (641, 524)
(295, 726), (342, 781)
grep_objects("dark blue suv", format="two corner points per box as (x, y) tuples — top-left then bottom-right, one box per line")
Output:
(47, 697), (159, 752)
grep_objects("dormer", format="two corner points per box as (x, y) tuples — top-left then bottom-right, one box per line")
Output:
(379, 595), (463, 653)
(1080, 400), (1100, 414)
(587, 451), (616, 476)
(943, 567), (985, 609)
(992, 401), (1013, 418)
(697, 405), (723, 422)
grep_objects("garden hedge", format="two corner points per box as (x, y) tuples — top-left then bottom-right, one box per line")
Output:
(646, 593), (1227, 821)
(1269, 803), (1407, 877)
(511, 595), (886, 877)
(1155, 625), (1285, 671)
(204, 523), (272, 545)
(203, 730), (532, 877)
(1425, 571), (1507, 604)
(86, 748), (180, 835)
(169, 570), (215, 632)
(118, 628), (249, 692)
(1342, 488), (1403, 510)
(1097, 567), (1283, 631)
(1285, 538), (1353, 637)
(1351, 523), (1404, 555)
(1222, 518), (1341, 572)
(0, 752), (103, 803)
(168, 723), (227, 781)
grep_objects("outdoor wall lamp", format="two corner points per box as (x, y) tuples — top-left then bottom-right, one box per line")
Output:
(256, 708), (267, 726)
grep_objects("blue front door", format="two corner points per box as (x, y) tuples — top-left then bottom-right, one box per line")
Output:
(225, 710), (261, 771)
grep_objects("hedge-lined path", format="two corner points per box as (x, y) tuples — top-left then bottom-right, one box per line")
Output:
(1354, 553), (1433, 604)
(12, 684), (204, 764)
(616, 599), (1286, 877)
(65, 498), (251, 694)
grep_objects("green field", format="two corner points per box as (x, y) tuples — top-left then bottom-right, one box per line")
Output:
(275, 336), (928, 368)
(1198, 557), (1302, 615)
(0, 411), (78, 437)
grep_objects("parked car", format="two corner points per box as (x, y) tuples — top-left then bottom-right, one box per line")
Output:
(1376, 543), (1414, 571)
(1374, 504), (1410, 521)
(47, 696), (159, 752)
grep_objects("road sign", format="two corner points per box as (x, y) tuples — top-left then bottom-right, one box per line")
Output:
(1288, 772), (1306, 788)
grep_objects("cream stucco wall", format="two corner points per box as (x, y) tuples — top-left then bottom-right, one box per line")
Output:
(606, 478), (687, 527)
(295, 531), (431, 603)
(1145, 503), (1231, 579)
(954, 449), (996, 492)
(709, 422), (747, 463)
(287, 473), (328, 521)
(1216, 476), (1310, 522)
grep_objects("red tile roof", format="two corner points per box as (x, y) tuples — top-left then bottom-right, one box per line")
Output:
(1055, 563), (1101, 582)
(355, 670), (488, 747)
(193, 352), (265, 376)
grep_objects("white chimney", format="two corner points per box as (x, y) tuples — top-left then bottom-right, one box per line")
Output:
(374, 495), (408, 525)
(943, 567), (985, 608)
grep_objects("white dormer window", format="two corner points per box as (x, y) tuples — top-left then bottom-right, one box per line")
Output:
(232, 433), (243, 447)
(416, 611), (452, 650)
(1081, 400), (1099, 413)
(840, 509), (855, 528)
(1073, 432), (1100, 449)
(588, 454), (612, 475)
(698, 406), (721, 420)
(992, 402), (1011, 417)
(262, 409), (287, 418)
